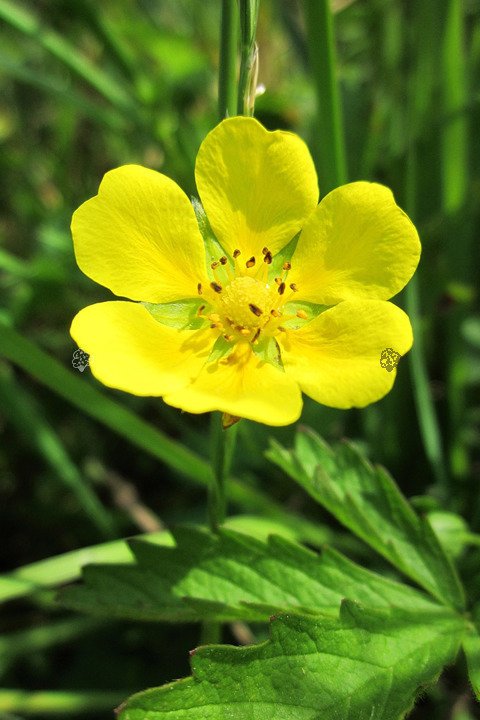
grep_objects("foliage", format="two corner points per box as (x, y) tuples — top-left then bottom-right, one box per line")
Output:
(0, 0), (479, 718)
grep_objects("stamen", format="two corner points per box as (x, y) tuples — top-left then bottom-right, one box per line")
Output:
(274, 277), (282, 285)
(219, 256), (228, 265)
(289, 283), (298, 292)
(252, 328), (261, 344)
(224, 334), (235, 342)
(283, 261), (291, 271)
(246, 256), (256, 268)
(197, 304), (206, 316)
(233, 249), (241, 258)
(296, 309), (308, 319)
(210, 281), (222, 293)
(278, 326), (286, 332)
(209, 313), (221, 323)
(270, 309), (282, 317)
(262, 247), (268, 255)
(249, 303), (263, 317)
(240, 328), (251, 336)
(263, 251), (273, 264)
(278, 282), (286, 295)
(197, 283), (202, 295)
(211, 261), (219, 269)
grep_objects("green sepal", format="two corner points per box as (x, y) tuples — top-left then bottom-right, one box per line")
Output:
(282, 300), (331, 329)
(253, 335), (284, 371)
(208, 335), (234, 363)
(143, 299), (205, 330)
(191, 196), (229, 274)
(269, 231), (300, 277)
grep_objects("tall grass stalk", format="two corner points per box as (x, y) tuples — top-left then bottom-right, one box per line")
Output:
(303, 0), (347, 192)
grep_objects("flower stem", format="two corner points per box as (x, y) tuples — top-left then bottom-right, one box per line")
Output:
(237, 0), (260, 115)
(218, 0), (239, 120)
(208, 412), (238, 533)
(303, 0), (347, 192)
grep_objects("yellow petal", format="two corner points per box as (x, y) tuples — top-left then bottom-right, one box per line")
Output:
(164, 342), (302, 426)
(195, 117), (318, 260)
(72, 165), (207, 303)
(70, 302), (212, 396)
(289, 182), (421, 304)
(279, 300), (413, 408)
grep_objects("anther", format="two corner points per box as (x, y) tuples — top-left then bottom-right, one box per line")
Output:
(296, 309), (308, 319)
(278, 326), (286, 332)
(211, 261), (219, 269)
(209, 313), (221, 323)
(233, 249), (241, 258)
(197, 283), (202, 295)
(283, 261), (292, 271)
(289, 283), (298, 292)
(271, 309), (281, 317)
(262, 247), (268, 255)
(219, 256), (228, 265)
(263, 251), (273, 264)
(252, 328), (261, 344)
(210, 281), (222, 293)
(240, 328), (251, 336)
(249, 303), (263, 317)
(197, 304), (205, 316)
(278, 282), (286, 295)
(224, 334), (235, 342)
(246, 256), (256, 268)
(274, 277), (282, 285)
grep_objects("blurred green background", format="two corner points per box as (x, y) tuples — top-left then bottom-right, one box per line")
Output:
(0, 0), (479, 717)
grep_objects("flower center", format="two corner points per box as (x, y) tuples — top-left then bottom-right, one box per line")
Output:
(220, 276), (274, 332)
(197, 247), (306, 347)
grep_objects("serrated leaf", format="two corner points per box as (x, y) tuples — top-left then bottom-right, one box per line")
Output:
(118, 602), (465, 720)
(267, 428), (465, 611)
(60, 526), (442, 623)
(463, 625), (480, 700)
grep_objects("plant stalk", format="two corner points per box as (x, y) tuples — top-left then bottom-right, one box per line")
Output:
(218, 0), (239, 119)
(303, 0), (347, 192)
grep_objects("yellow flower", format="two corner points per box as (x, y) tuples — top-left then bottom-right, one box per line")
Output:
(71, 117), (420, 426)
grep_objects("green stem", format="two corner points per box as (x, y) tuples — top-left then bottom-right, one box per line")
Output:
(404, 0), (450, 501)
(304, 0), (347, 192)
(218, 0), (239, 119)
(208, 412), (238, 532)
(237, 0), (260, 115)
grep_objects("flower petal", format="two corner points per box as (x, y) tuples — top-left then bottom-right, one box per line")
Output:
(72, 165), (207, 303)
(164, 343), (302, 426)
(195, 117), (318, 260)
(70, 301), (212, 396)
(289, 182), (421, 304)
(278, 300), (413, 408)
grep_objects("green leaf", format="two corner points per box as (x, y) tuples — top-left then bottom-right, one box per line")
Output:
(267, 427), (465, 611)
(463, 625), (480, 700)
(118, 602), (465, 720)
(0, 531), (173, 604)
(60, 526), (442, 623)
